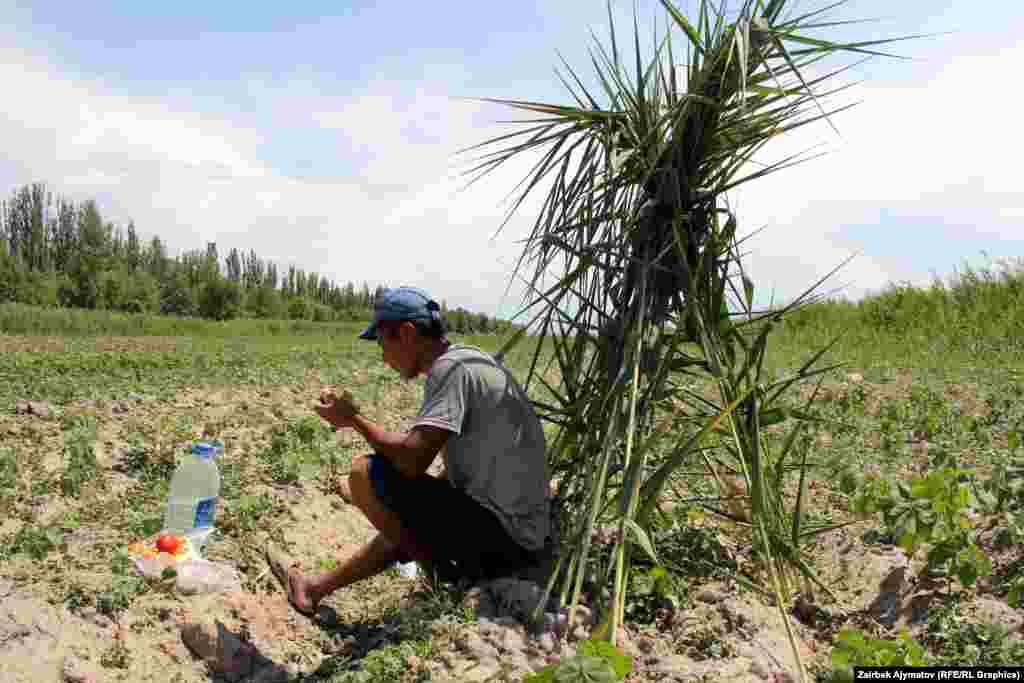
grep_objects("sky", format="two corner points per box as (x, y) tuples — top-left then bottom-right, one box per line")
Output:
(1, 1), (1021, 318)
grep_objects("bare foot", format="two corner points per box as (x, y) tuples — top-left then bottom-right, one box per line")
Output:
(287, 569), (320, 615)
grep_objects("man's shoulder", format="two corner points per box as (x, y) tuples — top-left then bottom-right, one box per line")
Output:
(424, 345), (507, 394)
(436, 344), (498, 368)
(423, 345), (488, 386)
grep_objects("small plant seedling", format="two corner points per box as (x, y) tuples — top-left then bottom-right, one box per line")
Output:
(61, 416), (99, 498)
(830, 628), (928, 681)
(9, 524), (63, 561)
(523, 636), (632, 683)
(846, 448), (992, 590)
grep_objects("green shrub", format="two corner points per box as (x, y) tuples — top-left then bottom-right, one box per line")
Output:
(845, 448), (992, 589)
(926, 602), (1024, 665)
(524, 637), (632, 683)
(159, 272), (196, 316)
(829, 629), (927, 681)
(287, 296), (312, 321)
(197, 278), (242, 321)
(9, 524), (63, 561)
(244, 285), (285, 319)
(60, 416), (99, 498)
(257, 416), (338, 485)
(96, 551), (147, 616)
(0, 448), (17, 494)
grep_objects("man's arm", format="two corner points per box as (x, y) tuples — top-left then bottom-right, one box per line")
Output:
(348, 414), (451, 479)
(316, 387), (453, 478)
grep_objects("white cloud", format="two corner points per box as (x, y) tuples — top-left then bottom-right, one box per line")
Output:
(0, 32), (1020, 321)
(732, 43), (1024, 302)
(0, 45), (534, 315)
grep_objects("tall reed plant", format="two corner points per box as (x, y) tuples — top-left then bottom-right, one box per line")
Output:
(470, 2), (915, 679)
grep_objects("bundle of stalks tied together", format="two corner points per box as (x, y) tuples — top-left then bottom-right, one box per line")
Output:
(464, 2), (913, 679)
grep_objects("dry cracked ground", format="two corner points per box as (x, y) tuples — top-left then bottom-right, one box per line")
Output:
(1, 340), (1023, 682)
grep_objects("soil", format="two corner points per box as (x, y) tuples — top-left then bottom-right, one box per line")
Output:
(2, 366), (1022, 682)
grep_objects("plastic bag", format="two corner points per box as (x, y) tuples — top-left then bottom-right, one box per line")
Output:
(174, 559), (243, 595)
(135, 553), (181, 580)
(128, 532), (200, 579)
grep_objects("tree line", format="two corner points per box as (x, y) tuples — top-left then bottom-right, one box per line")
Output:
(0, 182), (514, 334)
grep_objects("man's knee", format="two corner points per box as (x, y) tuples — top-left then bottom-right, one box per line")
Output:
(349, 454), (375, 501)
(351, 454), (372, 478)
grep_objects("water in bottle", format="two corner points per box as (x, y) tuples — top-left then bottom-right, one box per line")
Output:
(163, 442), (221, 548)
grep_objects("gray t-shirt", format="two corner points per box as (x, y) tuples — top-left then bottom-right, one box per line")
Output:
(414, 344), (550, 551)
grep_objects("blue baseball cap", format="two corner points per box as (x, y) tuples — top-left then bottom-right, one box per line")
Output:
(358, 286), (442, 341)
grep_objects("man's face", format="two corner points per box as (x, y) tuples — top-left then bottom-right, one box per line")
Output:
(378, 321), (418, 380)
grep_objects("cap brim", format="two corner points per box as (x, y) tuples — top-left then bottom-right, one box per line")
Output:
(358, 321), (378, 340)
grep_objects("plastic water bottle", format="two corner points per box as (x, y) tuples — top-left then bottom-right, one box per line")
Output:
(163, 442), (221, 549)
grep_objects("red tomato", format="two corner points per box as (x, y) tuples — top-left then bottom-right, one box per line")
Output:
(156, 534), (180, 554)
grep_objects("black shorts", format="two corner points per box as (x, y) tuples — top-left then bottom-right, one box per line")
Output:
(367, 453), (538, 583)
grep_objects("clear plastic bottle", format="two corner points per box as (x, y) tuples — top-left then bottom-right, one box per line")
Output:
(163, 442), (221, 548)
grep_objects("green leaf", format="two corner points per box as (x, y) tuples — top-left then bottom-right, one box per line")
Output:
(836, 628), (867, 649)
(956, 558), (979, 587)
(926, 541), (957, 567)
(830, 647), (851, 670)
(759, 407), (790, 426)
(910, 473), (944, 500)
(589, 616), (612, 643)
(955, 544), (993, 587)
(623, 519), (659, 565)
(838, 469), (859, 495)
(741, 274), (755, 310)
(524, 666), (558, 683)
(553, 655), (618, 682)
(1008, 582), (1023, 608)
(896, 515), (918, 553)
(659, 0), (702, 54)
(578, 639), (633, 679)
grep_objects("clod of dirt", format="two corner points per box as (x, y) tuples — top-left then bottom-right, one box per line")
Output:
(696, 587), (726, 604)
(61, 655), (100, 683)
(970, 596), (1024, 633)
(455, 629), (500, 661)
(793, 592), (819, 624)
(248, 664), (294, 683)
(175, 559), (244, 595)
(485, 577), (550, 621)
(14, 400), (52, 418)
(645, 654), (752, 681)
(0, 597), (64, 682)
(180, 616), (290, 682)
(867, 563), (911, 627)
(441, 657), (503, 682)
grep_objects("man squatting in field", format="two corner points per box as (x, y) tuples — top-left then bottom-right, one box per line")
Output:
(267, 286), (553, 615)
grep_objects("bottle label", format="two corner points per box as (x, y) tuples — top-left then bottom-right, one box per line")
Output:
(194, 497), (217, 528)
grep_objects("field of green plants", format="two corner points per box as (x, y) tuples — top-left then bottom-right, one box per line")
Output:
(1, 263), (1023, 683)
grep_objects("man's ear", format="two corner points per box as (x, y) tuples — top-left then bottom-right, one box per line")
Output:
(399, 320), (417, 344)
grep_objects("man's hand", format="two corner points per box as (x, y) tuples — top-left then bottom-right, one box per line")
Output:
(315, 386), (360, 430)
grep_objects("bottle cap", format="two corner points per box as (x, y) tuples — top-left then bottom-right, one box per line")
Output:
(193, 443), (216, 458)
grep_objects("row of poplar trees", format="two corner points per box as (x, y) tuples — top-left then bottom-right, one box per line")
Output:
(0, 182), (509, 333)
